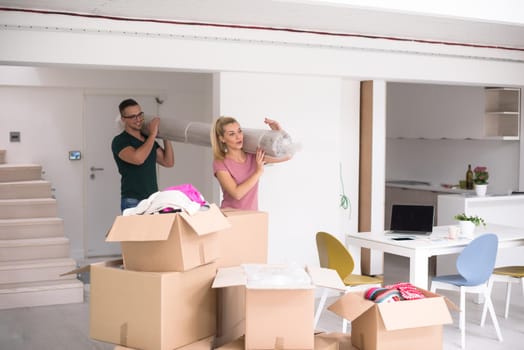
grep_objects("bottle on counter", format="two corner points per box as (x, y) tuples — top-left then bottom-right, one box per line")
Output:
(466, 164), (474, 189)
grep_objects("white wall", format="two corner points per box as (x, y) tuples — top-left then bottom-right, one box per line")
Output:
(2, 10), (524, 268)
(2, 11), (524, 84)
(386, 83), (520, 194)
(326, 0), (524, 24)
(0, 67), (212, 258)
(387, 139), (519, 194)
(215, 72), (360, 266)
(0, 67), (362, 269)
(0, 86), (85, 256)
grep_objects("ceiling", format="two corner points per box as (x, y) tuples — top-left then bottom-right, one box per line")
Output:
(1, 0), (524, 51)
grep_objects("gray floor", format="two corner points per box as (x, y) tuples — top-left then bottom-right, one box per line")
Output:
(0, 280), (522, 350)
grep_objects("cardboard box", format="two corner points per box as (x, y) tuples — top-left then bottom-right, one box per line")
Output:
(216, 333), (356, 350)
(314, 333), (358, 350)
(61, 258), (124, 276)
(213, 264), (345, 350)
(217, 209), (268, 268)
(214, 209), (269, 347)
(214, 336), (245, 350)
(113, 335), (215, 350)
(106, 203), (231, 272)
(328, 289), (456, 350)
(215, 285), (246, 348)
(90, 261), (218, 350)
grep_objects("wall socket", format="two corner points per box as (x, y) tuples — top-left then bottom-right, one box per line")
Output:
(10, 131), (20, 142)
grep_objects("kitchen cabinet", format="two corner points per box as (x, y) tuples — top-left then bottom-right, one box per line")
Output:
(387, 83), (521, 140)
(484, 87), (521, 140)
(387, 83), (484, 139)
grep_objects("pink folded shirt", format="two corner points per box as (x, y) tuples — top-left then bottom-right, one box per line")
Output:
(164, 183), (207, 206)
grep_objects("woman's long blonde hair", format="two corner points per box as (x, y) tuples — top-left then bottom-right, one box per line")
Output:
(210, 116), (239, 160)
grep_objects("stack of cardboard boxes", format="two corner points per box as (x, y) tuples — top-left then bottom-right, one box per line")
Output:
(87, 203), (231, 350)
(78, 203), (455, 350)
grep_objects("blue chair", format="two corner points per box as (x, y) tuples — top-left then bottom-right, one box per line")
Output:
(430, 233), (502, 349)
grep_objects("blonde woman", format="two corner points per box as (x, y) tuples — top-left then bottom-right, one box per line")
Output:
(211, 116), (291, 210)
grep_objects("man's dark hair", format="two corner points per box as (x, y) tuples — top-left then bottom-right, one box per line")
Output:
(119, 98), (139, 115)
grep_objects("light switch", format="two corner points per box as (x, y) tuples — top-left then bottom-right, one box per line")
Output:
(10, 131), (20, 142)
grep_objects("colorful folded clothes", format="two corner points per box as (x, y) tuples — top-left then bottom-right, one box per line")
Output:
(365, 287), (401, 303)
(385, 282), (425, 300)
(365, 282), (425, 303)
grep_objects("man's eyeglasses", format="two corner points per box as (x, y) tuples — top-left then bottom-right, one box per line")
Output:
(122, 111), (144, 120)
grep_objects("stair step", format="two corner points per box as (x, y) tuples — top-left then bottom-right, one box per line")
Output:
(0, 217), (64, 240)
(0, 279), (84, 310)
(0, 198), (57, 219)
(0, 180), (52, 199)
(0, 150), (5, 164)
(0, 237), (71, 262)
(0, 164), (42, 182)
(0, 258), (77, 284)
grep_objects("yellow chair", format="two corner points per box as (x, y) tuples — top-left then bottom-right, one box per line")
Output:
(314, 231), (382, 332)
(482, 266), (524, 319)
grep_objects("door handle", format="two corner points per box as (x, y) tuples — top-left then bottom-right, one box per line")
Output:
(90, 166), (104, 171)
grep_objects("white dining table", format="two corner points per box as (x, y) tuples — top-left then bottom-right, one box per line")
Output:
(346, 223), (524, 289)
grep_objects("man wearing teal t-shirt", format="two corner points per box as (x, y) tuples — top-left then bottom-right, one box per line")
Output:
(112, 98), (174, 212)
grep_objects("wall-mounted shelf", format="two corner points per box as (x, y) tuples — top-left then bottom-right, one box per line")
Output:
(484, 87), (521, 139)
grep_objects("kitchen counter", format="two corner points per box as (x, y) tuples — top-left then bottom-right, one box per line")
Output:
(386, 180), (474, 194)
(436, 193), (524, 274)
(385, 181), (472, 228)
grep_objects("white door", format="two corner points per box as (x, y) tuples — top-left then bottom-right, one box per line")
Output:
(84, 94), (159, 257)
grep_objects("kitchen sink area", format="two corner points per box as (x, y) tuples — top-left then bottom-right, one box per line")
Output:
(385, 180), (474, 229)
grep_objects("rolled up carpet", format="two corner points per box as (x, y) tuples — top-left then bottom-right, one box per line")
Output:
(142, 117), (299, 158)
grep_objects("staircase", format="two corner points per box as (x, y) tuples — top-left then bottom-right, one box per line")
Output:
(0, 150), (83, 309)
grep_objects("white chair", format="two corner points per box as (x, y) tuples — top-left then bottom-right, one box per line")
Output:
(481, 266), (524, 319)
(430, 233), (502, 349)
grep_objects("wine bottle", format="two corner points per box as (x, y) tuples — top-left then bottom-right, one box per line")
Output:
(466, 164), (473, 190)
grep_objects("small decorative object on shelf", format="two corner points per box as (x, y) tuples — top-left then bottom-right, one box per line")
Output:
(473, 166), (489, 185)
(465, 164), (474, 190)
(473, 166), (489, 196)
(454, 213), (486, 238)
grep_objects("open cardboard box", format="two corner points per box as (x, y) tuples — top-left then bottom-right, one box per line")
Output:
(212, 264), (345, 350)
(106, 203), (230, 272)
(214, 209), (269, 347)
(328, 288), (457, 350)
(84, 261), (218, 350)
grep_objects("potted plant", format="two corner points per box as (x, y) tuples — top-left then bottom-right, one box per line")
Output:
(473, 166), (489, 196)
(454, 213), (486, 238)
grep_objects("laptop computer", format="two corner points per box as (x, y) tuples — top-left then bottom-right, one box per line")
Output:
(389, 204), (434, 235)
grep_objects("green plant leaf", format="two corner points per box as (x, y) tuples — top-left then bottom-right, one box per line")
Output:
(453, 213), (486, 226)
